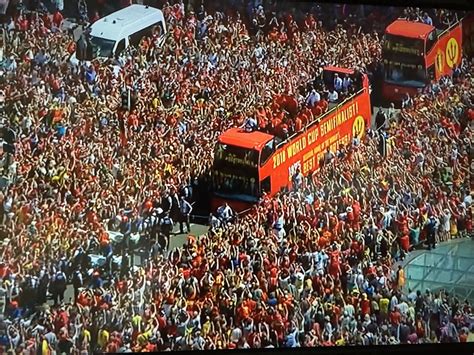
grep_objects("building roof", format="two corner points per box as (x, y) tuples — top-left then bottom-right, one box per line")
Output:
(385, 19), (435, 40)
(90, 4), (164, 41)
(403, 239), (474, 304)
(218, 128), (273, 150)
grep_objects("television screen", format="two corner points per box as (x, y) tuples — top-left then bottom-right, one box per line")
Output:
(0, 0), (472, 353)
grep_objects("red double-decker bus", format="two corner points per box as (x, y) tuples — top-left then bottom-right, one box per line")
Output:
(382, 17), (466, 102)
(211, 66), (371, 212)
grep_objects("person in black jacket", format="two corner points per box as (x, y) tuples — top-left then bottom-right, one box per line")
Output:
(375, 108), (387, 132)
(51, 271), (67, 305)
(72, 269), (83, 300)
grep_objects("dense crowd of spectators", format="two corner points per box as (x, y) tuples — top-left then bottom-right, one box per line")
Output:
(0, 0), (471, 353)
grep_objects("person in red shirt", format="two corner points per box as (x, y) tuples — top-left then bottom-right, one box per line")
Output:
(360, 293), (371, 317)
(294, 116), (302, 132)
(329, 246), (341, 278)
(299, 107), (312, 126)
(14, 13), (27, 31)
(268, 27), (279, 42)
(90, 11), (100, 24)
(304, 13), (317, 30)
(400, 234), (410, 253)
(312, 105), (322, 117)
(390, 307), (401, 326)
(52, 10), (64, 29)
(278, 26), (288, 43)
(317, 97), (328, 112)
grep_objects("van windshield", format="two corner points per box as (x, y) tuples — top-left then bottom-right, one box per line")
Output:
(89, 36), (116, 58)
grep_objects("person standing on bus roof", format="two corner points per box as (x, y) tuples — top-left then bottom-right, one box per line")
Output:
(343, 74), (352, 92)
(328, 88), (339, 103)
(422, 12), (433, 26)
(305, 89), (320, 108)
(334, 73), (343, 91)
(244, 115), (258, 132)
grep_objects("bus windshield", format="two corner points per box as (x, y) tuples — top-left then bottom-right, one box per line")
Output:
(383, 58), (427, 88)
(89, 36), (116, 58)
(212, 143), (259, 202)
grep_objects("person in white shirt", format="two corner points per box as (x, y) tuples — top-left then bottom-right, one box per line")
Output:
(179, 196), (193, 234)
(334, 73), (343, 91)
(208, 213), (221, 230)
(294, 268), (305, 298)
(316, 251), (328, 274)
(217, 202), (234, 223)
(390, 293), (399, 312)
(272, 214), (286, 240)
(344, 303), (355, 318)
(397, 301), (409, 318)
(327, 89), (338, 103)
(355, 269), (365, 291)
(305, 89), (320, 107)
(387, 102), (397, 122)
(342, 74), (352, 91)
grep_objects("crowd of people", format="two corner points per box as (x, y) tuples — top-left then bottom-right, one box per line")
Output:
(0, 0), (472, 353)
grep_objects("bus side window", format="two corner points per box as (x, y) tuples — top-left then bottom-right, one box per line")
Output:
(260, 140), (274, 166)
(115, 39), (125, 56)
(261, 176), (271, 194)
(425, 31), (437, 53)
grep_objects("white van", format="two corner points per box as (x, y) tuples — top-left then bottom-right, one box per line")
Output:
(78, 4), (167, 60)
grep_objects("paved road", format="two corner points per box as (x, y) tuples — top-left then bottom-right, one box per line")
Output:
(168, 223), (209, 251)
(52, 222), (209, 305)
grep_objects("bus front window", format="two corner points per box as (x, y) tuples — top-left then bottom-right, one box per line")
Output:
(384, 60), (427, 88)
(212, 144), (259, 202)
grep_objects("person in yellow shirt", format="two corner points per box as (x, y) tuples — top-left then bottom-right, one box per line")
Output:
(132, 314), (142, 332)
(450, 217), (458, 238)
(81, 328), (91, 352)
(97, 328), (110, 350)
(137, 329), (151, 347)
(152, 97), (161, 110)
(335, 333), (346, 346)
(379, 295), (390, 320)
(396, 265), (405, 291)
(202, 316), (212, 337)
(41, 338), (51, 355)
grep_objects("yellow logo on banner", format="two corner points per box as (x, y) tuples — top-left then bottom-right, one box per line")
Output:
(435, 49), (444, 75)
(445, 37), (459, 68)
(352, 115), (365, 139)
